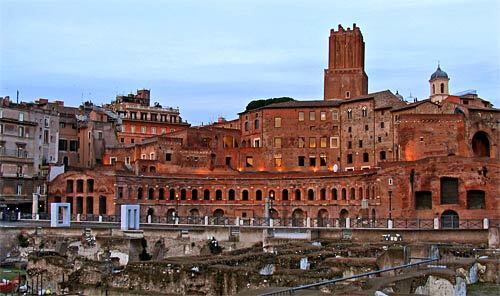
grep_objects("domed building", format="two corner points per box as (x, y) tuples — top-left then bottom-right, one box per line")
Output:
(429, 64), (450, 103)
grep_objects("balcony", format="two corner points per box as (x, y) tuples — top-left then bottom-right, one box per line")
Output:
(0, 148), (31, 159)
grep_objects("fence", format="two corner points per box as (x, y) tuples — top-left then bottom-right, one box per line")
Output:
(10, 213), (493, 230)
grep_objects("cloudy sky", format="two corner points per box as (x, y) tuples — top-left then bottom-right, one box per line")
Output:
(1, 0), (499, 124)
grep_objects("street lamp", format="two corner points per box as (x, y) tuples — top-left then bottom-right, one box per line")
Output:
(175, 193), (179, 218)
(388, 190), (392, 220)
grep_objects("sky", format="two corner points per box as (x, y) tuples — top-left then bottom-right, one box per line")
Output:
(1, 0), (499, 125)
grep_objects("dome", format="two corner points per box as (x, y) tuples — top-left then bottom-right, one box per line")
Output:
(430, 65), (448, 80)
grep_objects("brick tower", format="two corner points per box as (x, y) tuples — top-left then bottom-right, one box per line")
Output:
(324, 24), (368, 100)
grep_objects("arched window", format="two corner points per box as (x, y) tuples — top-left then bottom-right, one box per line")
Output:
(342, 188), (347, 200)
(99, 196), (107, 215)
(332, 188), (338, 200)
(320, 188), (326, 200)
(359, 187), (363, 199)
(295, 189), (301, 201)
(432, 84), (436, 94)
(269, 190), (275, 200)
(204, 189), (210, 200)
(191, 189), (198, 200)
(282, 189), (288, 201)
(440, 83), (444, 93)
(350, 188), (356, 200)
(148, 188), (154, 200)
(228, 189), (235, 201)
(169, 188), (176, 200)
(347, 109), (353, 119)
(216, 189), (223, 201)
(137, 187), (143, 200)
(362, 106), (368, 117)
(365, 187), (370, 199)
(159, 188), (165, 200)
(181, 189), (187, 200)
(254, 119), (260, 129)
(256, 190), (262, 201)
(242, 190), (249, 201)
(308, 189), (315, 201)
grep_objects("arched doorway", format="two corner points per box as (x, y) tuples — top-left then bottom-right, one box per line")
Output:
(471, 131), (490, 157)
(317, 209), (329, 227)
(166, 208), (176, 223)
(188, 208), (200, 224)
(269, 208), (279, 219)
(98, 196), (107, 215)
(441, 210), (459, 229)
(291, 209), (305, 227)
(339, 209), (349, 227)
(147, 208), (155, 222)
(213, 209), (225, 225)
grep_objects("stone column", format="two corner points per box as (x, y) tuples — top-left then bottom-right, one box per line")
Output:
(433, 218), (439, 230)
(32, 193), (39, 217)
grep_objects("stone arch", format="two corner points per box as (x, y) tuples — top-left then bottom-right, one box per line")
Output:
(341, 188), (347, 200)
(204, 189), (210, 200)
(166, 208), (176, 223)
(317, 209), (329, 227)
(307, 188), (315, 201)
(148, 187), (154, 200)
(169, 188), (176, 200)
(269, 208), (279, 219)
(189, 208), (200, 216)
(242, 189), (249, 201)
(282, 189), (289, 201)
(191, 189), (198, 200)
(137, 187), (143, 200)
(358, 187), (363, 199)
(255, 189), (262, 201)
(350, 187), (355, 200)
(215, 189), (223, 201)
(181, 189), (187, 200)
(159, 188), (165, 200)
(332, 188), (338, 200)
(441, 210), (459, 229)
(147, 207), (155, 219)
(295, 189), (301, 201)
(213, 208), (224, 217)
(269, 190), (275, 200)
(471, 131), (490, 157)
(228, 189), (235, 201)
(339, 209), (349, 227)
(320, 188), (326, 200)
(291, 208), (305, 227)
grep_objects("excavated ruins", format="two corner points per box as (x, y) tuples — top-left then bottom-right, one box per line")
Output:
(0, 226), (498, 295)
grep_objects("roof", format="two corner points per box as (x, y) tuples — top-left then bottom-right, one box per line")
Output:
(430, 65), (449, 80)
(239, 90), (397, 113)
(391, 99), (434, 112)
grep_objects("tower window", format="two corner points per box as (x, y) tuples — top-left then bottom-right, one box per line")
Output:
(440, 83), (444, 93)
(432, 84), (436, 94)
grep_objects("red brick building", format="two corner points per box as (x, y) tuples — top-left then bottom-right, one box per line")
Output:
(48, 25), (499, 225)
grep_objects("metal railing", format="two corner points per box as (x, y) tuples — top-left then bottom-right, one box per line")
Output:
(0, 148), (30, 158)
(12, 214), (490, 230)
(258, 257), (440, 296)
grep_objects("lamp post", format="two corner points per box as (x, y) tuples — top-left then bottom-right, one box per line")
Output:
(388, 190), (392, 220)
(264, 191), (274, 222)
(175, 193), (179, 218)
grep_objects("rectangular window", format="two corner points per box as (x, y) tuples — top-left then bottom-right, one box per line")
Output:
(18, 126), (25, 137)
(298, 112), (305, 122)
(165, 153), (172, 161)
(320, 154), (327, 166)
(378, 136), (382, 143)
(125, 157), (130, 165)
(330, 137), (339, 148)
(59, 139), (68, 151)
(415, 191), (432, 210)
(161, 128), (166, 134)
(110, 157), (117, 165)
(17, 184), (22, 195)
(43, 130), (49, 144)
(347, 154), (353, 164)
(359, 140), (363, 148)
(309, 111), (316, 121)
(274, 137), (282, 148)
(309, 137), (316, 148)
(66, 180), (74, 193)
(332, 110), (339, 121)
(320, 111), (326, 121)
(332, 125), (339, 135)
(298, 156), (305, 166)
(309, 156), (316, 167)
(44, 118), (50, 128)
(274, 117), (282, 128)
(59, 122), (66, 129)
(131, 126), (136, 133)
(225, 156), (231, 166)
(364, 125), (369, 131)
(150, 152), (155, 160)
(76, 179), (84, 193)
(120, 138), (124, 143)
(380, 122), (385, 129)
(274, 155), (282, 167)
(141, 126), (146, 134)
(151, 127), (157, 134)
(245, 156), (254, 167)
(70, 140), (78, 151)
(348, 141), (352, 149)
(117, 187), (124, 199)
(440, 177), (459, 204)
(320, 137), (327, 148)
(0, 124), (3, 134)
(253, 138), (260, 148)
(19, 113), (24, 122)
(97, 131), (103, 140)
(298, 137), (305, 148)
